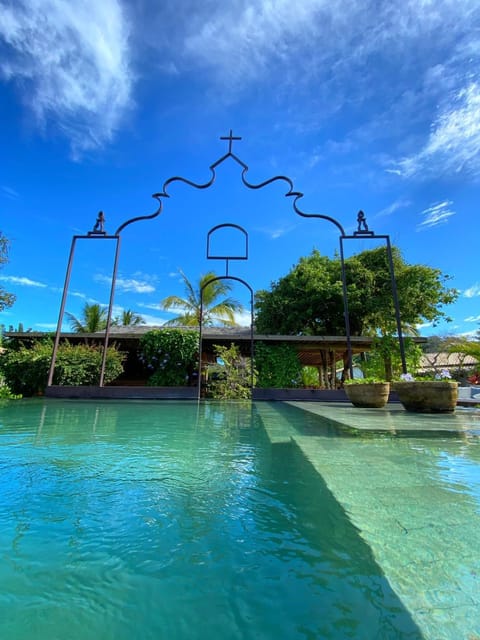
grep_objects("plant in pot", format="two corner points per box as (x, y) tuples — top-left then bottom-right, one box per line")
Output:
(344, 377), (391, 408)
(393, 370), (458, 413)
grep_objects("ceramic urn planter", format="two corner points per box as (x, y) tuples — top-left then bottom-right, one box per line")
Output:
(344, 382), (391, 408)
(393, 381), (458, 413)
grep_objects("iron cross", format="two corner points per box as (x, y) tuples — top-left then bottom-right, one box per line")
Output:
(220, 129), (242, 154)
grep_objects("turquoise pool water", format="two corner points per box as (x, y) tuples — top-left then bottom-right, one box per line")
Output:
(0, 399), (478, 639)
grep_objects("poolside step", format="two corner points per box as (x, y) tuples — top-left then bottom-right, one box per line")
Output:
(290, 430), (480, 639)
(254, 403), (295, 444)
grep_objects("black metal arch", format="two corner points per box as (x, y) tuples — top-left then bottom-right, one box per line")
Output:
(115, 130), (345, 236)
(48, 131), (406, 389)
(340, 229), (407, 378)
(198, 275), (255, 400)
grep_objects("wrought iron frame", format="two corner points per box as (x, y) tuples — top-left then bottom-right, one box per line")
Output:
(48, 130), (407, 388)
(339, 229), (407, 379)
(199, 222), (254, 399)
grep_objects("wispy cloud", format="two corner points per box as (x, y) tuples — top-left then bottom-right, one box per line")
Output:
(0, 0), (133, 157)
(255, 223), (296, 239)
(463, 284), (480, 298)
(138, 313), (169, 326)
(94, 274), (155, 294)
(464, 315), (480, 322)
(35, 322), (57, 330)
(0, 185), (19, 199)
(393, 82), (480, 180)
(139, 302), (163, 311)
(0, 275), (47, 287)
(376, 199), (411, 218)
(417, 200), (455, 230)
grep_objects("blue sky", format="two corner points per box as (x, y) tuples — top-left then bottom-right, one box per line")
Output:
(0, 0), (479, 336)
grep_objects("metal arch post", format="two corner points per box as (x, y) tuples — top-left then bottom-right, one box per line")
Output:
(339, 236), (354, 379)
(340, 229), (408, 378)
(48, 234), (120, 389)
(385, 236), (407, 374)
(99, 235), (121, 386)
(48, 235), (78, 387)
(197, 298), (205, 401)
(197, 275), (255, 400)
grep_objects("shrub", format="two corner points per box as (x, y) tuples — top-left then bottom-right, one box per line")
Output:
(358, 335), (422, 382)
(254, 342), (302, 388)
(139, 329), (198, 386)
(207, 343), (254, 399)
(0, 341), (125, 396)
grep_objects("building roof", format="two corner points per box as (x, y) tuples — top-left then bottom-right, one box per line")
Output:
(4, 327), (427, 368)
(419, 352), (478, 372)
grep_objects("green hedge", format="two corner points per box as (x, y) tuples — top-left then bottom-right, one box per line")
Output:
(254, 342), (302, 388)
(139, 329), (198, 386)
(0, 341), (125, 396)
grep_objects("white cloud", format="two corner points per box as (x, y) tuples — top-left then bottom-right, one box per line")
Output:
(255, 223), (296, 239)
(463, 284), (480, 298)
(0, 275), (47, 287)
(464, 315), (480, 322)
(416, 200), (455, 230)
(139, 302), (164, 311)
(138, 313), (169, 326)
(94, 274), (155, 294)
(0, 185), (19, 199)
(394, 83), (480, 180)
(376, 199), (411, 218)
(0, 0), (133, 156)
(234, 309), (252, 327)
(35, 322), (57, 330)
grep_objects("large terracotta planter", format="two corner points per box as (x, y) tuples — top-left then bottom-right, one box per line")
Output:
(344, 382), (390, 408)
(393, 381), (458, 413)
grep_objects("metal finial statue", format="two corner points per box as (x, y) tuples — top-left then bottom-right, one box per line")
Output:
(354, 210), (373, 236)
(89, 211), (106, 235)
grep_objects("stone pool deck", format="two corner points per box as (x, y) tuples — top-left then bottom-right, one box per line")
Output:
(257, 401), (480, 640)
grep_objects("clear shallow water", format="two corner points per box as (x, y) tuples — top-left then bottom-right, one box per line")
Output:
(0, 399), (421, 640)
(273, 402), (480, 639)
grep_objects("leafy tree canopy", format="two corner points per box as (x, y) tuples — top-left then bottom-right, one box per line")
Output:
(66, 303), (108, 333)
(0, 232), (16, 312)
(255, 247), (458, 337)
(112, 309), (145, 327)
(161, 269), (243, 327)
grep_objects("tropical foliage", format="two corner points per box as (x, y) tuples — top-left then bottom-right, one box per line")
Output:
(0, 341), (125, 396)
(161, 269), (243, 327)
(254, 342), (302, 388)
(66, 303), (108, 333)
(207, 343), (254, 399)
(356, 335), (423, 381)
(112, 309), (145, 326)
(0, 231), (15, 312)
(139, 328), (198, 386)
(255, 247), (457, 337)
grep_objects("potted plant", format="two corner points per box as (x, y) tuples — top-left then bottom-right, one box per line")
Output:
(393, 370), (458, 413)
(344, 377), (391, 408)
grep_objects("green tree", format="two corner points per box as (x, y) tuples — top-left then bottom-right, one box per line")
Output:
(255, 247), (457, 337)
(0, 340), (124, 396)
(139, 328), (198, 386)
(66, 303), (108, 333)
(161, 269), (243, 327)
(344, 246), (457, 336)
(207, 343), (254, 399)
(112, 309), (145, 326)
(254, 342), (302, 388)
(0, 232), (16, 312)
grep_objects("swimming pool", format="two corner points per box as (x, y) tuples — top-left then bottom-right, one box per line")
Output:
(0, 399), (478, 639)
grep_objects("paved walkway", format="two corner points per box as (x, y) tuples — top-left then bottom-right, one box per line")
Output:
(257, 401), (480, 640)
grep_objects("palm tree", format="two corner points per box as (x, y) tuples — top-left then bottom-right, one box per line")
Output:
(112, 309), (145, 326)
(160, 269), (243, 327)
(66, 303), (108, 333)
